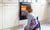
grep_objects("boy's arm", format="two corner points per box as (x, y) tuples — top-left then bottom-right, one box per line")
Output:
(29, 19), (38, 30)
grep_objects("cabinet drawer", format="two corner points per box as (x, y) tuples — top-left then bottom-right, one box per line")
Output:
(3, 0), (18, 4)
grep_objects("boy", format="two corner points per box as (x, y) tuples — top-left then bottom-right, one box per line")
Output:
(24, 5), (38, 30)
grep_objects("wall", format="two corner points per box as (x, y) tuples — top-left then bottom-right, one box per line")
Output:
(31, 0), (48, 24)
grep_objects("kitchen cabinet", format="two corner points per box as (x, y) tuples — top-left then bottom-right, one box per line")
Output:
(0, 4), (2, 29)
(0, 0), (2, 3)
(3, 4), (19, 29)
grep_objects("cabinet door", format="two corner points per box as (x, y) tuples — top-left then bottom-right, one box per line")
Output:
(0, 4), (2, 29)
(3, 0), (18, 4)
(3, 4), (19, 29)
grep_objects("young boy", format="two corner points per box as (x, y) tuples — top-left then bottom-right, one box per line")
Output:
(24, 5), (38, 30)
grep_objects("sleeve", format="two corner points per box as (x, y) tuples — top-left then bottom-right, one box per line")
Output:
(29, 17), (38, 30)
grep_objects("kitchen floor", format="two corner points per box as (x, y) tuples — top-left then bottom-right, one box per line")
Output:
(16, 24), (50, 30)
(2, 23), (50, 30)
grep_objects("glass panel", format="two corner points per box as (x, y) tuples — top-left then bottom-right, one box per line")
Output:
(32, 0), (35, 3)
(19, 0), (24, 2)
(35, 0), (38, 2)
(38, 0), (41, 3)
(28, 0), (32, 3)
(24, 0), (28, 2)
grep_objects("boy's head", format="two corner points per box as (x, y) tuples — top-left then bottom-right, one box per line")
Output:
(26, 5), (32, 13)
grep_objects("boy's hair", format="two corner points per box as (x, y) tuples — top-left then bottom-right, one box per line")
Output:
(26, 5), (32, 13)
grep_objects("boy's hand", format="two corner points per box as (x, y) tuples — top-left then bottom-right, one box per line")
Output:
(24, 28), (29, 30)
(26, 29), (29, 30)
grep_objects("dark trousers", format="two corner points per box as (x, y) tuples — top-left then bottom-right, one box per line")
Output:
(24, 27), (37, 30)
(33, 27), (36, 30)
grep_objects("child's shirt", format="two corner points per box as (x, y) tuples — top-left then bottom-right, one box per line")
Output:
(25, 13), (38, 30)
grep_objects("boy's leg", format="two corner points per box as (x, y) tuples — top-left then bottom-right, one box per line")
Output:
(33, 28), (38, 30)
(33, 28), (36, 30)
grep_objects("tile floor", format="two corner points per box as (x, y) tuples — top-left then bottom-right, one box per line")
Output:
(17, 24), (50, 30)
(2, 23), (50, 30)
